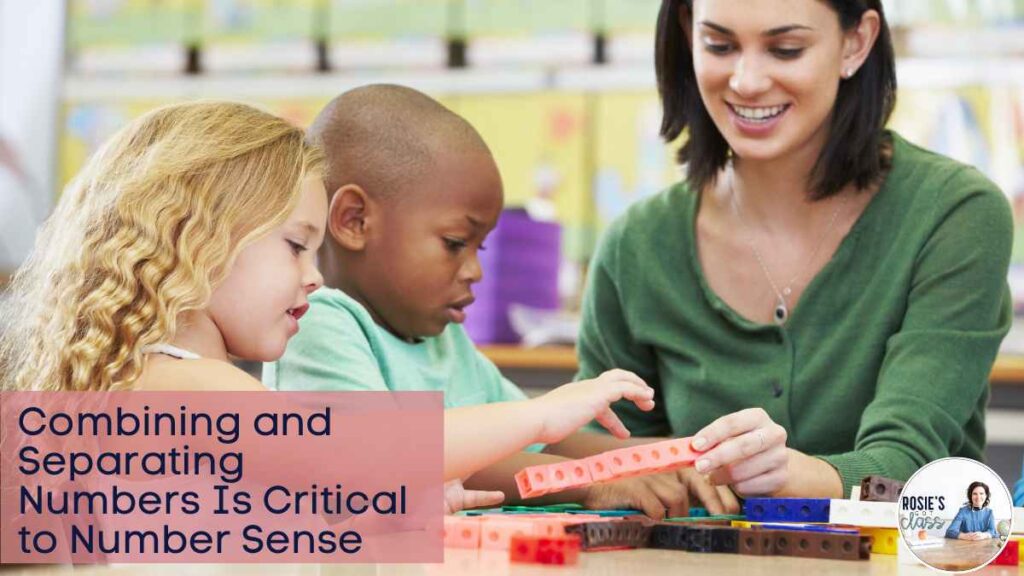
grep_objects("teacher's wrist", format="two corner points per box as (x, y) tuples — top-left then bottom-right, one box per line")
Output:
(771, 449), (843, 498)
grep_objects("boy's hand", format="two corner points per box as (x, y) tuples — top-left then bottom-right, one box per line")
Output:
(444, 479), (504, 515)
(534, 369), (654, 444)
(582, 469), (741, 519)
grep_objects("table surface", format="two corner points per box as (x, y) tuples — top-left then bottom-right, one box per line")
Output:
(479, 345), (1024, 385)
(908, 538), (1010, 572)
(4, 548), (1023, 576)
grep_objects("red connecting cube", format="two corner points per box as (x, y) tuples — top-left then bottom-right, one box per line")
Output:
(509, 535), (582, 565)
(992, 540), (1018, 566)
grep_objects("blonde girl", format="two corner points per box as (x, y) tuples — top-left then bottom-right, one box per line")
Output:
(0, 100), (655, 509)
(0, 101), (326, 393)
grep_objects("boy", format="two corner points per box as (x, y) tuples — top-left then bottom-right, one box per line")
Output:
(265, 84), (737, 517)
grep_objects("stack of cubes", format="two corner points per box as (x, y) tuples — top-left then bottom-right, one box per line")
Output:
(515, 437), (699, 498)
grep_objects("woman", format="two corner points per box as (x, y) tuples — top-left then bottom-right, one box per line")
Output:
(945, 482), (998, 540)
(573, 0), (1012, 499)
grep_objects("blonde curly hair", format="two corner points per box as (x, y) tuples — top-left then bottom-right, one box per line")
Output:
(0, 101), (324, 391)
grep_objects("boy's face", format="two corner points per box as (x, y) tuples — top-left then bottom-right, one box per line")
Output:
(363, 150), (503, 339)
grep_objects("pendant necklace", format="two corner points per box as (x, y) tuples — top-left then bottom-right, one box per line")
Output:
(727, 164), (846, 326)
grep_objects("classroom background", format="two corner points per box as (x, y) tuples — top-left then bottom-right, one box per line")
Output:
(0, 0), (1022, 487)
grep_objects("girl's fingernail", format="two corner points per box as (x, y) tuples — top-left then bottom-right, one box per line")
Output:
(695, 459), (711, 473)
(692, 437), (707, 450)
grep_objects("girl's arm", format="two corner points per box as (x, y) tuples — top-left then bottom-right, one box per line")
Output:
(149, 361), (655, 502)
(444, 369), (654, 481)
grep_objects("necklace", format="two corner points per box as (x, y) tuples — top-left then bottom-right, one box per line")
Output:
(727, 164), (846, 326)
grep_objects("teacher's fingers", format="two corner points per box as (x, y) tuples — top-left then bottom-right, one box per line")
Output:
(692, 408), (771, 453)
(707, 444), (788, 486)
(695, 421), (787, 474)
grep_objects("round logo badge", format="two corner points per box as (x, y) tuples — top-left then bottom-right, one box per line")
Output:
(898, 457), (1014, 572)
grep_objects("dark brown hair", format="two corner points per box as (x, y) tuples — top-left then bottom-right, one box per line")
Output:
(967, 481), (991, 509)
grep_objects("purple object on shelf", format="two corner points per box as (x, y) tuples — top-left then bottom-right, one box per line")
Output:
(464, 208), (561, 344)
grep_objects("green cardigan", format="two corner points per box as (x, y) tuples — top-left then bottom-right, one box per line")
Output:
(576, 132), (1013, 495)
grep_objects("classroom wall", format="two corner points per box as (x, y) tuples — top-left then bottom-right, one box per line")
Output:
(0, 0), (63, 272)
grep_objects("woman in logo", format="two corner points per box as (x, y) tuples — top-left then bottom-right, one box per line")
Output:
(945, 481), (998, 541)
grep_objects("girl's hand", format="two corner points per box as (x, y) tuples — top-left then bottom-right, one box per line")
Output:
(690, 408), (789, 497)
(443, 479), (504, 515)
(533, 369), (654, 444)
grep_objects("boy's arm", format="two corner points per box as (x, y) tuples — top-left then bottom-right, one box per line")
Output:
(265, 297), (388, 391)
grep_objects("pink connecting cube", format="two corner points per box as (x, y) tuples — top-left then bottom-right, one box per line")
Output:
(584, 453), (617, 483)
(479, 518), (536, 550)
(443, 516), (482, 548)
(606, 446), (654, 478)
(515, 465), (553, 498)
(643, 437), (699, 471)
(548, 460), (592, 491)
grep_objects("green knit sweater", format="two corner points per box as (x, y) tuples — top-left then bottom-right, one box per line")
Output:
(576, 132), (1013, 496)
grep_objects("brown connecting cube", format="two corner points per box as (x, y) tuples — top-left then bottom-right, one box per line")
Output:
(860, 475), (904, 503)
(737, 528), (777, 556)
(773, 530), (871, 561)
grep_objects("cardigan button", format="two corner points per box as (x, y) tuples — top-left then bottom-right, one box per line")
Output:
(770, 380), (784, 398)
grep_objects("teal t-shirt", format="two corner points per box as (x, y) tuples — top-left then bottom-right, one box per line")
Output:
(264, 287), (531, 409)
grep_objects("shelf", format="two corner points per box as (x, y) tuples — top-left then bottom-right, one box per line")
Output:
(62, 57), (1024, 103)
(479, 345), (1024, 386)
(479, 344), (578, 371)
(991, 354), (1024, 385)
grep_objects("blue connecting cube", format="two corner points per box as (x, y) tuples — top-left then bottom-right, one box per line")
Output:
(743, 498), (831, 522)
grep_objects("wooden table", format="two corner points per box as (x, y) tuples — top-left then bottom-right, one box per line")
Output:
(908, 538), (1009, 572)
(479, 345), (1024, 386)
(2, 548), (1021, 575)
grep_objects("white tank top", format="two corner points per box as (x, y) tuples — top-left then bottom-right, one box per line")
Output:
(140, 343), (201, 360)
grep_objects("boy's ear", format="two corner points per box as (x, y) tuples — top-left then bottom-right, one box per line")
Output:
(328, 184), (372, 251)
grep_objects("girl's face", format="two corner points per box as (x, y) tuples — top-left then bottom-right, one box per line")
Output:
(971, 486), (987, 508)
(688, 0), (860, 163)
(208, 176), (327, 361)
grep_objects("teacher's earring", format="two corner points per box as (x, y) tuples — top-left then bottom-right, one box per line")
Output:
(843, 67), (855, 79)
